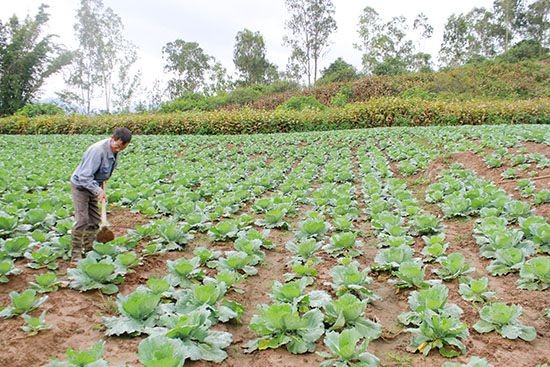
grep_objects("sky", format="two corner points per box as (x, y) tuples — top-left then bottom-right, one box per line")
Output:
(3, 0), (494, 103)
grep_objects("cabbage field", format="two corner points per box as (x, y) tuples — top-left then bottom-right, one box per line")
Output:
(0, 125), (549, 367)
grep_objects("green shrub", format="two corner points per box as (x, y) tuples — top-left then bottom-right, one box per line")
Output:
(226, 86), (264, 106)
(497, 40), (549, 63)
(400, 87), (437, 100)
(1, 97), (547, 135)
(277, 96), (327, 111)
(331, 85), (353, 107)
(15, 103), (64, 117)
(160, 93), (227, 112)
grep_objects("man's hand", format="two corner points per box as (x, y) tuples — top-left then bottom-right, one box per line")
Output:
(98, 190), (107, 202)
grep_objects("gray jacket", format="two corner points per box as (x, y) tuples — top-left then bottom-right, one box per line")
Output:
(71, 138), (118, 196)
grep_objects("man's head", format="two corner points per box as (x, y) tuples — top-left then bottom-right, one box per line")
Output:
(111, 127), (132, 153)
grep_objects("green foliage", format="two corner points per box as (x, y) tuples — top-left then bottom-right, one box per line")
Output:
(0, 258), (20, 282)
(400, 87), (437, 100)
(517, 256), (550, 291)
(473, 302), (536, 341)
(496, 40), (549, 63)
(162, 40), (212, 96)
(0, 289), (48, 318)
(174, 281), (244, 323)
(15, 103), (65, 117)
(166, 257), (204, 287)
(1, 97), (548, 135)
(226, 86), (263, 106)
(318, 329), (380, 367)
(44, 341), (108, 367)
(324, 231), (363, 258)
(160, 93), (227, 112)
(233, 29), (277, 85)
(0, 5), (71, 116)
(458, 277), (495, 303)
(103, 289), (161, 336)
(441, 356), (493, 367)
(246, 303), (325, 354)
(317, 58), (359, 85)
(156, 309), (233, 362)
(392, 261), (430, 289)
(330, 85), (353, 107)
(398, 284), (462, 327)
(373, 245), (414, 272)
(277, 96), (327, 112)
(21, 311), (52, 335)
(30, 272), (60, 293)
(330, 260), (379, 302)
(138, 335), (186, 367)
(323, 293), (382, 339)
(372, 57), (409, 76)
(434, 253), (474, 281)
(408, 310), (469, 357)
(67, 256), (123, 294)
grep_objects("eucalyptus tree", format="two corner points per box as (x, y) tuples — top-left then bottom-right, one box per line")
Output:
(283, 0), (337, 86)
(233, 29), (277, 85)
(162, 39), (212, 98)
(493, 0), (526, 52)
(61, 0), (140, 114)
(439, 8), (500, 67)
(519, 0), (549, 49)
(355, 7), (433, 74)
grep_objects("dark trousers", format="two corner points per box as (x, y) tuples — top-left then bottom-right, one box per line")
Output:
(71, 183), (100, 232)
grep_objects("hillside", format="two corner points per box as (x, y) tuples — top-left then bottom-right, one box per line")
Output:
(241, 60), (550, 110)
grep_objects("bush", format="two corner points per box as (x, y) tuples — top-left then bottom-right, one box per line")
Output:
(400, 87), (437, 100)
(226, 86), (264, 106)
(316, 58), (359, 85)
(1, 98), (547, 135)
(497, 40), (549, 63)
(247, 59), (550, 109)
(15, 103), (64, 117)
(160, 93), (227, 112)
(330, 85), (353, 107)
(372, 57), (409, 76)
(263, 80), (301, 94)
(277, 96), (327, 111)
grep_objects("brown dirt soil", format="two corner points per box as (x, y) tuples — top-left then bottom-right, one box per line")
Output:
(449, 145), (550, 218)
(0, 207), (151, 367)
(386, 147), (550, 367)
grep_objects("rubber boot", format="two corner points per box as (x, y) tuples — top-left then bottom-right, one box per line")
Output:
(82, 230), (98, 256)
(71, 230), (85, 260)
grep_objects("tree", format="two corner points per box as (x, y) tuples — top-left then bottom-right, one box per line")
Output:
(283, 0), (337, 86)
(233, 29), (277, 85)
(162, 39), (211, 98)
(439, 8), (499, 67)
(316, 57), (358, 85)
(283, 48), (307, 84)
(497, 39), (548, 62)
(519, 0), (549, 49)
(355, 7), (433, 74)
(135, 79), (167, 112)
(112, 45), (141, 113)
(493, 0), (525, 52)
(60, 0), (140, 114)
(0, 4), (71, 116)
(205, 60), (232, 95)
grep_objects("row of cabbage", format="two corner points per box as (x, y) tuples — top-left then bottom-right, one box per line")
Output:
(0, 125), (547, 366)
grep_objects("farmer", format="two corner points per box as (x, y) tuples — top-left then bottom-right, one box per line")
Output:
(70, 127), (132, 258)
